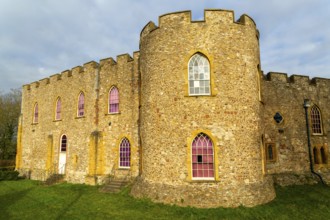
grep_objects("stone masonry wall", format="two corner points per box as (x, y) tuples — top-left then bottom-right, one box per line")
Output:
(132, 10), (275, 207)
(18, 53), (140, 184)
(262, 73), (330, 176)
(19, 62), (99, 183)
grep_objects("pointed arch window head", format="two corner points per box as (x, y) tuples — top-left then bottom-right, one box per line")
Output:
(55, 97), (61, 120)
(192, 133), (214, 179)
(61, 135), (67, 152)
(78, 92), (85, 117)
(33, 103), (38, 123)
(109, 87), (119, 113)
(310, 105), (322, 134)
(188, 53), (211, 96)
(119, 138), (130, 168)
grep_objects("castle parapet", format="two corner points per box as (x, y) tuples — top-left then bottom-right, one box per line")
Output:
(140, 21), (158, 39)
(265, 72), (330, 87)
(39, 78), (50, 86)
(83, 61), (99, 71)
(50, 74), (61, 83)
(61, 70), (72, 78)
(205, 9), (234, 24)
(265, 72), (288, 83)
(159, 11), (191, 28)
(72, 66), (83, 75)
(289, 74), (310, 84)
(23, 84), (31, 91)
(100, 57), (116, 67)
(116, 53), (133, 64)
(141, 9), (257, 41)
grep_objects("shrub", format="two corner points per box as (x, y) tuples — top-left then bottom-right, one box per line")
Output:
(0, 170), (19, 180)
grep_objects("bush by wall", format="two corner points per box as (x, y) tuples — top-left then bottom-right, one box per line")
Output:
(0, 170), (19, 180)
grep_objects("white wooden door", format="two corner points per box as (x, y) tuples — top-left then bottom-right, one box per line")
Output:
(58, 152), (66, 174)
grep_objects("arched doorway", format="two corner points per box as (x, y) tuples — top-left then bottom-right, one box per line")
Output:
(58, 135), (67, 174)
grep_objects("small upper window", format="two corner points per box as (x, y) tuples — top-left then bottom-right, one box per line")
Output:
(310, 105), (322, 134)
(55, 97), (61, 120)
(78, 92), (85, 117)
(188, 53), (211, 96)
(33, 103), (38, 123)
(109, 87), (119, 113)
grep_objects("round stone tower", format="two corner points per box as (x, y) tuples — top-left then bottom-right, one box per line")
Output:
(131, 9), (275, 207)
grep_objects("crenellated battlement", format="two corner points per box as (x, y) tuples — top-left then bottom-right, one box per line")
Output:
(23, 52), (138, 93)
(264, 72), (330, 87)
(141, 9), (256, 39)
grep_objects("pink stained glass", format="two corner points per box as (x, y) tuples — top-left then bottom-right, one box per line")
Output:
(56, 98), (61, 120)
(119, 138), (130, 167)
(109, 87), (119, 113)
(33, 103), (38, 123)
(191, 133), (214, 178)
(78, 92), (84, 117)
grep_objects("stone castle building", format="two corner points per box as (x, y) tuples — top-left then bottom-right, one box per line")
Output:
(16, 9), (329, 208)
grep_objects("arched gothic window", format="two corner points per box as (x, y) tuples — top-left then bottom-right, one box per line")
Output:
(188, 53), (210, 96)
(61, 135), (67, 152)
(78, 92), (85, 117)
(192, 133), (214, 179)
(33, 103), (38, 123)
(119, 138), (130, 168)
(55, 97), (61, 120)
(310, 105), (322, 134)
(109, 87), (119, 113)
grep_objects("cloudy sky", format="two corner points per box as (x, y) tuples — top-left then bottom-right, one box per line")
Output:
(0, 0), (329, 92)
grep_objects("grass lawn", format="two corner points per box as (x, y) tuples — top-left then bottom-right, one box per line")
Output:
(0, 180), (329, 220)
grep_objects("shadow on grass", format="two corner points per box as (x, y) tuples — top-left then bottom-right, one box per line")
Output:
(54, 187), (84, 220)
(0, 182), (34, 219)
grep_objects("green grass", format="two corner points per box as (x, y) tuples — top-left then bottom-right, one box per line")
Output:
(0, 180), (329, 220)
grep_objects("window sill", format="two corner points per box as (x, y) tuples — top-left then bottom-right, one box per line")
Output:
(75, 116), (86, 119)
(31, 122), (38, 125)
(188, 178), (216, 183)
(53, 119), (62, 122)
(184, 95), (216, 98)
(106, 112), (121, 115)
(312, 133), (324, 136)
(118, 167), (130, 170)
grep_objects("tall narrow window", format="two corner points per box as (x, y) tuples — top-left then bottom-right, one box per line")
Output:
(78, 92), (85, 117)
(265, 143), (276, 162)
(55, 97), (61, 120)
(61, 135), (67, 152)
(321, 147), (327, 164)
(33, 103), (38, 123)
(310, 105), (322, 134)
(119, 138), (130, 168)
(192, 133), (214, 179)
(313, 147), (319, 164)
(188, 53), (210, 96)
(59, 134), (67, 174)
(109, 87), (119, 113)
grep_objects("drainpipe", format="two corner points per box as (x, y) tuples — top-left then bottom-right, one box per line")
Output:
(303, 99), (325, 184)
